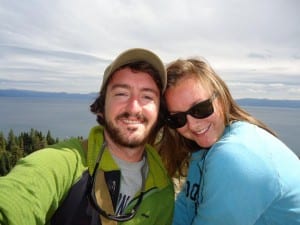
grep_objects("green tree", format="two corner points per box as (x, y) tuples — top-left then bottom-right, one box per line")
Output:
(0, 129), (63, 176)
(29, 128), (40, 152)
(46, 130), (56, 145)
(0, 132), (9, 175)
(0, 132), (6, 155)
(0, 151), (11, 176)
(20, 132), (33, 155)
(6, 129), (23, 167)
(6, 129), (17, 152)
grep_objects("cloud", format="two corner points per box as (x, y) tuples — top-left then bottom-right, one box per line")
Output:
(0, 0), (299, 99)
(247, 52), (272, 59)
(0, 44), (109, 93)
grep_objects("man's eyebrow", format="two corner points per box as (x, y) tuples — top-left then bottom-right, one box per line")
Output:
(141, 88), (159, 96)
(110, 84), (130, 90)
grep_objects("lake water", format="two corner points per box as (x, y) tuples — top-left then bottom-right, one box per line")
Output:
(0, 97), (299, 155)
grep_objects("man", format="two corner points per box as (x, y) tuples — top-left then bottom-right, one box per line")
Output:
(0, 48), (174, 225)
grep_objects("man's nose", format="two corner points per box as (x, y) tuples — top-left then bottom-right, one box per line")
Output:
(126, 97), (142, 113)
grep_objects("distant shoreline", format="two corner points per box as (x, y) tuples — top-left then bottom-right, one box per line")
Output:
(1, 89), (300, 108)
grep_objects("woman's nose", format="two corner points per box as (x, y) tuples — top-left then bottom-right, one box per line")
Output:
(186, 114), (201, 129)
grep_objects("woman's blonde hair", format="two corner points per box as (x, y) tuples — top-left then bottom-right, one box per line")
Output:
(157, 58), (276, 177)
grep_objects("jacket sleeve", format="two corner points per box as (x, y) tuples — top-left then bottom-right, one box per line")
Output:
(192, 142), (280, 225)
(0, 139), (86, 225)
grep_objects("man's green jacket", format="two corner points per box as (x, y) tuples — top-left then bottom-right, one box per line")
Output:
(0, 126), (174, 225)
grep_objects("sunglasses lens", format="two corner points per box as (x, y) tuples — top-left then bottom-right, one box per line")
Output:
(190, 100), (214, 119)
(166, 113), (186, 129)
(166, 97), (215, 129)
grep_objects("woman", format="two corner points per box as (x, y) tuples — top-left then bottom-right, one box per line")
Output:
(159, 58), (300, 225)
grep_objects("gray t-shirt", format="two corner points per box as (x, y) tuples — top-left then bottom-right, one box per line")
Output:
(112, 155), (148, 215)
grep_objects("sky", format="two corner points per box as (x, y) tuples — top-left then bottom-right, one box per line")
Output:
(0, 0), (299, 100)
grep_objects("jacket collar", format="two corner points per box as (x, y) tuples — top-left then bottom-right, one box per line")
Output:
(87, 125), (171, 190)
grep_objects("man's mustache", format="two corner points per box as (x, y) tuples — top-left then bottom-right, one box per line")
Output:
(116, 112), (147, 123)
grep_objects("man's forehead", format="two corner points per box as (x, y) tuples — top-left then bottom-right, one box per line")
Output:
(108, 68), (158, 89)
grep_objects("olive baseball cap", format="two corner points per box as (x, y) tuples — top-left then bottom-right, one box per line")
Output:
(100, 48), (167, 92)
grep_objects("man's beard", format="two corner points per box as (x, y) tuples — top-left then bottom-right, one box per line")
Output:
(104, 112), (154, 148)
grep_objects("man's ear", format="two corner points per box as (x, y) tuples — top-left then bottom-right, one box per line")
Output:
(95, 112), (105, 125)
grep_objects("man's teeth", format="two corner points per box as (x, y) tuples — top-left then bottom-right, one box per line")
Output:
(124, 119), (140, 124)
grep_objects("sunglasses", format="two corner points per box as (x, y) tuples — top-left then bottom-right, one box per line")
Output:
(87, 142), (145, 222)
(166, 92), (218, 129)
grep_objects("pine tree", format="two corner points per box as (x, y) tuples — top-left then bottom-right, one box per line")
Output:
(0, 151), (11, 176)
(6, 129), (23, 167)
(0, 132), (10, 176)
(0, 132), (6, 154)
(0, 128), (61, 175)
(46, 130), (56, 145)
(6, 129), (17, 152)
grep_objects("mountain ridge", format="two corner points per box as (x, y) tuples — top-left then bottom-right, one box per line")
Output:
(1, 89), (300, 108)
(0, 89), (96, 100)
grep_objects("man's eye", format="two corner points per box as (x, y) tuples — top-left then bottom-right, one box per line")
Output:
(115, 92), (127, 96)
(143, 95), (154, 100)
